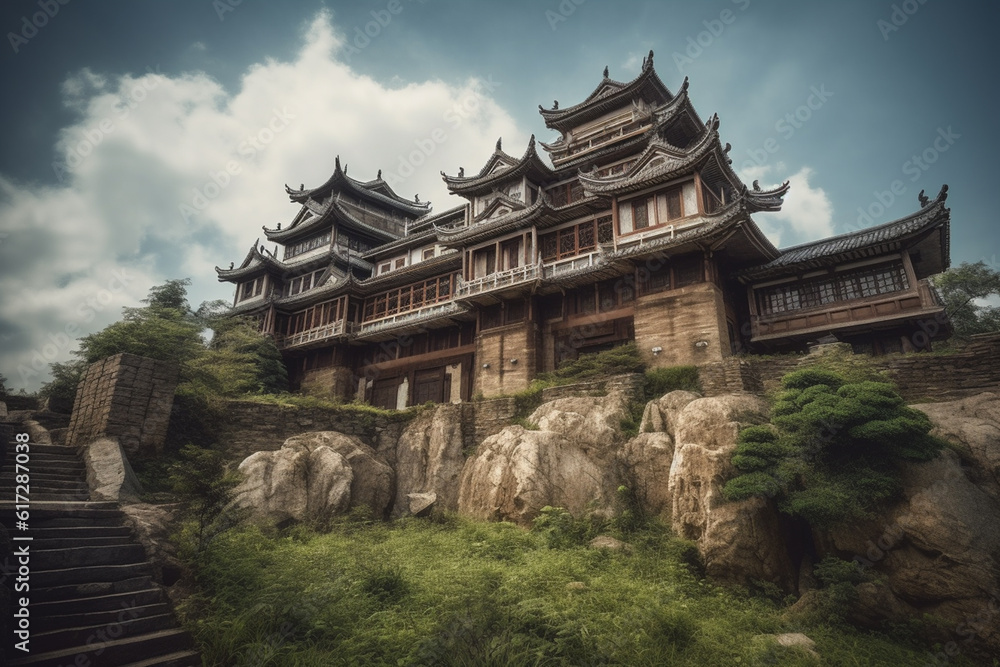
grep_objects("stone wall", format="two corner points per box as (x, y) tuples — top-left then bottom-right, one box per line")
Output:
(218, 401), (411, 460)
(700, 334), (1000, 401)
(474, 322), (537, 397)
(66, 353), (179, 457)
(300, 366), (355, 400)
(633, 283), (729, 369)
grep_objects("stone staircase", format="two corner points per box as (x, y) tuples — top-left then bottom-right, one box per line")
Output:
(0, 426), (200, 666)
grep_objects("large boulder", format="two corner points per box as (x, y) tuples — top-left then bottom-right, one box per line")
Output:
(83, 436), (143, 502)
(119, 503), (185, 589)
(392, 404), (467, 516)
(458, 426), (616, 525)
(282, 432), (393, 517)
(667, 395), (796, 591)
(913, 393), (1000, 502)
(823, 449), (1000, 654)
(528, 391), (631, 449)
(618, 432), (675, 519)
(234, 441), (353, 525)
(639, 390), (700, 435)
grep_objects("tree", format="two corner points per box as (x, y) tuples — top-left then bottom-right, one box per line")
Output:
(37, 360), (86, 409)
(724, 369), (943, 526)
(0, 372), (8, 399)
(932, 261), (1000, 338)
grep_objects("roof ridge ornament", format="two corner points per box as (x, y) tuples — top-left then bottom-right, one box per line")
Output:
(553, 99), (558, 109)
(377, 169), (382, 180)
(603, 65), (609, 78)
(496, 137), (502, 151)
(642, 49), (654, 70)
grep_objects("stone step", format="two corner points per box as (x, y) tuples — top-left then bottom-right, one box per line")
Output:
(121, 649), (202, 667)
(34, 588), (165, 618)
(5, 443), (79, 456)
(33, 535), (135, 549)
(33, 576), (156, 604)
(8, 628), (194, 667)
(32, 562), (153, 588)
(34, 544), (148, 570)
(14, 491), (91, 502)
(22, 525), (133, 541)
(2, 451), (82, 462)
(0, 471), (87, 483)
(31, 613), (178, 653)
(1, 477), (89, 490)
(36, 602), (174, 634)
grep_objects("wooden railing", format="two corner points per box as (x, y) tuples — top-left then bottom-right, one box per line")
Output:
(542, 252), (602, 278)
(456, 263), (539, 297)
(275, 320), (357, 349)
(358, 302), (465, 335)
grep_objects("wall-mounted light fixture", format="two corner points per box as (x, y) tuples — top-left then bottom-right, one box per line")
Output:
(482, 363), (490, 369)
(651, 346), (662, 356)
(694, 340), (709, 348)
(509, 358), (518, 365)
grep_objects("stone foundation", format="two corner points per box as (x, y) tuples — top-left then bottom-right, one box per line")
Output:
(634, 283), (729, 369)
(66, 354), (179, 457)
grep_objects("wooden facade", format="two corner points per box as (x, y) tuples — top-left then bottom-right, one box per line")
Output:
(217, 53), (952, 406)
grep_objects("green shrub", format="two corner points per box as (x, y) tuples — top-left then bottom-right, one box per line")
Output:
(643, 365), (701, 398)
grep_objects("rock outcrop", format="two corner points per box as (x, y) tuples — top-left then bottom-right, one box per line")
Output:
(234, 438), (354, 525)
(283, 432), (394, 517)
(82, 436), (143, 502)
(667, 394), (796, 592)
(392, 404), (467, 516)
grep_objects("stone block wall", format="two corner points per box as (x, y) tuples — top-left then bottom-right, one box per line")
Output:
(66, 353), (179, 457)
(633, 283), (729, 368)
(474, 322), (537, 397)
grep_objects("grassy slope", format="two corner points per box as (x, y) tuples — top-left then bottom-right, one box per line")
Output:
(181, 518), (945, 667)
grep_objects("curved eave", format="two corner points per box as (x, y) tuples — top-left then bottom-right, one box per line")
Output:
(408, 205), (468, 234)
(442, 136), (556, 196)
(285, 156), (430, 216)
(742, 181), (792, 213)
(607, 202), (753, 262)
(216, 244), (284, 282)
(473, 193), (529, 223)
(738, 186), (951, 283)
(272, 275), (358, 310)
(362, 229), (437, 261)
(229, 297), (275, 315)
(538, 57), (672, 131)
(356, 252), (462, 291)
(435, 198), (550, 247)
(577, 116), (720, 196)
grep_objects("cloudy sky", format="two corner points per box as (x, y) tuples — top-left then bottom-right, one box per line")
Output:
(0, 0), (996, 391)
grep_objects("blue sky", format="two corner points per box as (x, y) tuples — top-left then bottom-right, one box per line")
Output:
(0, 0), (996, 391)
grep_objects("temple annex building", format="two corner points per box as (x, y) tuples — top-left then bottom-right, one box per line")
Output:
(217, 52), (952, 409)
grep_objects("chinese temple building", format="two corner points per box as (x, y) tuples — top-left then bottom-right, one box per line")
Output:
(216, 52), (952, 408)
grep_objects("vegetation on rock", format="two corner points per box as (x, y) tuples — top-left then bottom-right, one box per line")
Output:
(932, 260), (1000, 338)
(723, 368), (944, 526)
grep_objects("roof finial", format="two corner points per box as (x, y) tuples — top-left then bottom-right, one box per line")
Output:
(646, 49), (654, 68)
(918, 189), (930, 208)
(277, 223), (281, 230)
(229, 262), (234, 269)
(415, 194), (420, 203)
(553, 99), (559, 109)
(458, 167), (465, 177)
(377, 169), (382, 179)
(299, 183), (304, 190)
(603, 65), (609, 78)
(496, 137), (502, 151)
(335, 155), (341, 171)
(344, 163), (348, 175)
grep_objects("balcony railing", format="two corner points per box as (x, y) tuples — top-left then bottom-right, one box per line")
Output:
(456, 262), (539, 298)
(275, 320), (357, 349)
(358, 301), (465, 336)
(542, 252), (602, 278)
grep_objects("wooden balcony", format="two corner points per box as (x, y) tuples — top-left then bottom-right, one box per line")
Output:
(542, 252), (602, 278)
(356, 301), (467, 339)
(275, 320), (357, 350)
(751, 279), (944, 342)
(456, 263), (540, 298)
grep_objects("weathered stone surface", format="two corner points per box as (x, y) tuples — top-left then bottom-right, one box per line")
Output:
(234, 443), (352, 525)
(774, 633), (819, 660)
(24, 420), (52, 444)
(913, 392), (1000, 502)
(588, 535), (630, 552)
(120, 503), (185, 588)
(639, 390), (700, 434)
(406, 492), (437, 517)
(668, 395), (795, 591)
(393, 404), (467, 516)
(458, 426), (616, 525)
(83, 436), (143, 502)
(824, 449), (1000, 654)
(282, 432), (393, 517)
(528, 391), (630, 448)
(0, 402), (6, 419)
(619, 432), (675, 518)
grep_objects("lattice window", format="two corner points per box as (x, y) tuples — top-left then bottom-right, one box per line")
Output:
(597, 216), (613, 243)
(578, 223), (596, 252)
(633, 200), (649, 230)
(541, 234), (558, 262)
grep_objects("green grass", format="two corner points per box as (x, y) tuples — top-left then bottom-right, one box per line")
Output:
(180, 518), (948, 666)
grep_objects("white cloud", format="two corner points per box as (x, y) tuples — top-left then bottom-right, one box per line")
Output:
(0, 10), (522, 391)
(739, 163), (834, 248)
